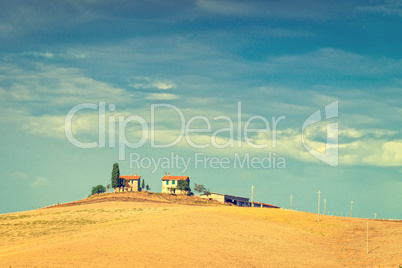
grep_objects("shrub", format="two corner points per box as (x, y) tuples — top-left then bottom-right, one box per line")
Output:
(91, 185), (106, 195)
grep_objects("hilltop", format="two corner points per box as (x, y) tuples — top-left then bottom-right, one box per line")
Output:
(44, 191), (227, 209)
(0, 195), (401, 267)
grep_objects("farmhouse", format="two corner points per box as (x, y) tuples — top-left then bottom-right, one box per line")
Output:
(115, 174), (141, 192)
(161, 173), (190, 194)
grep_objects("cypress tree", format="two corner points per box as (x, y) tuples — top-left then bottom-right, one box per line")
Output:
(111, 163), (120, 189)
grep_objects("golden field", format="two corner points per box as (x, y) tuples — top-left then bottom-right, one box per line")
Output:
(0, 193), (401, 267)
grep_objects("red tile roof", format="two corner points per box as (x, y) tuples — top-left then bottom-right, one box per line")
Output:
(161, 176), (189, 181)
(120, 175), (141, 180)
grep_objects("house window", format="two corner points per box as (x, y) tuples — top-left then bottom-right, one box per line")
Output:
(172, 180), (175, 185)
(166, 181), (169, 185)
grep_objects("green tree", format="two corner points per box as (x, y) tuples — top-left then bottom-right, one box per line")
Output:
(203, 188), (211, 196)
(177, 180), (190, 194)
(91, 185), (106, 195)
(167, 187), (174, 194)
(146, 184), (150, 191)
(141, 179), (145, 190)
(111, 163), (120, 189)
(194, 184), (206, 196)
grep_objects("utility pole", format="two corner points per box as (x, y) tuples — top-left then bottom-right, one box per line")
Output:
(323, 198), (326, 216)
(350, 200), (353, 218)
(366, 221), (369, 254)
(251, 185), (254, 207)
(290, 194), (293, 210)
(317, 190), (321, 222)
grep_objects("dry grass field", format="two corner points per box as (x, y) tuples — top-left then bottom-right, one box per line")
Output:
(0, 193), (401, 267)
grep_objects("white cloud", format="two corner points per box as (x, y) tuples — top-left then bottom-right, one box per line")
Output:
(145, 93), (179, 100)
(1, 46), (401, 169)
(152, 81), (176, 90)
(130, 77), (176, 90)
(339, 139), (402, 166)
(30, 176), (49, 187)
(13, 98), (402, 167)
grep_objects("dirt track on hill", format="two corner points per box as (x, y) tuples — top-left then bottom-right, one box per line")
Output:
(0, 198), (401, 267)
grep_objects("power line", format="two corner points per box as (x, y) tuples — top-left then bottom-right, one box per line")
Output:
(366, 221), (369, 254)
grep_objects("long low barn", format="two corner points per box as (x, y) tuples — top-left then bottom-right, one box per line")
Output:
(200, 192), (279, 208)
(247, 201), (280, 209)
(200, 192), (249, 206)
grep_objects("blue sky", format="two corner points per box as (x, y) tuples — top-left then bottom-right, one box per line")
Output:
(0, 0), (401, 218)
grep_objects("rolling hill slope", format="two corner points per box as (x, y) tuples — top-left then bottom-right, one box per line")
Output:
(0, 193), (401, 267)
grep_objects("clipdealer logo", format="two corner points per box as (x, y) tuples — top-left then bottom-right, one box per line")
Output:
(64, 101), (338, 169)
(64, 102), (286, 159)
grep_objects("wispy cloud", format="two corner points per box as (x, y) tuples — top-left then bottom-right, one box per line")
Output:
(195, 0), (354, 20)
(10, 172), (50, 187)
(30, 176), (49, 187)
(152, 81), (176, 90)
(145, 93), (179, 100)
(196, 0), (257, 16)
(0, 0), (196, 43)
(130, 77), (176, 90)
(0, 63), (132, 114)
(22, 114), (66, 139)
(357, 0), (402, 16)
(264, 48), (402, 77)
(22, 51), (55, 59)
(1, 35), (401, 170)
